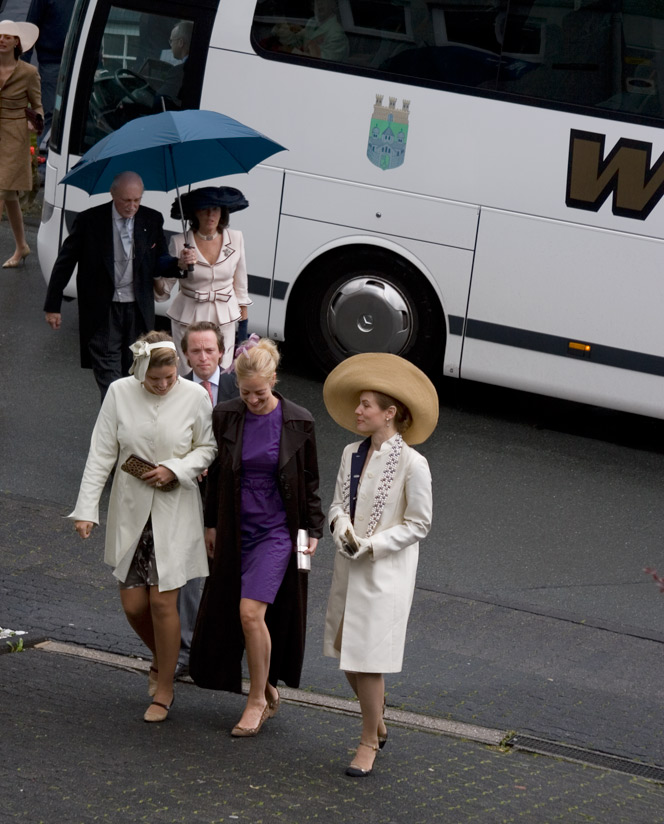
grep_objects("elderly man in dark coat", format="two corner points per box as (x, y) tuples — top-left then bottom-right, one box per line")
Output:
(43, 171), (182, 399)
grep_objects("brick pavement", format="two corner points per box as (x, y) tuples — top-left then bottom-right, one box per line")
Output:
(2, 647), (664, 824)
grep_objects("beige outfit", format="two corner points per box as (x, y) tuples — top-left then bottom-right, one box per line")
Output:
(69, 376), (217, 592)
(163, 228), (251, 370)
(323, 435), (433, 673)
(0, 60), (42, 192)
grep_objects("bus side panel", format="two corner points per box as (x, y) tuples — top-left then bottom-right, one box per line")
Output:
(461, 209), (664, 417)
(280, 173), (479, 250)
(270, 210), (475, 365)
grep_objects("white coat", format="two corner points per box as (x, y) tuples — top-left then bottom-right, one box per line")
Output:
(323, 435), (432, 673)
(69, 376), (217, 591)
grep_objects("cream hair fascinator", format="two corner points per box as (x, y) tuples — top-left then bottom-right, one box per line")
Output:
(129, 340), (177, 382)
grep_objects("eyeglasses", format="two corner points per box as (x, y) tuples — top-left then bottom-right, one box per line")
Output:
(169, 37), (183, 44)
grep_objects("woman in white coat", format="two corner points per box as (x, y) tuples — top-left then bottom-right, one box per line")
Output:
(71, 331), (216, 722)
(163, 186), (252, 373)
(322, 353), (438, 778)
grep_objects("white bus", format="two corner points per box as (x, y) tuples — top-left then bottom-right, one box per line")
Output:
(40, 0), (664, 417)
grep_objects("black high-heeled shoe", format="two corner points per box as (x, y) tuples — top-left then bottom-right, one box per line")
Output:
(378, 696), (388, 749)
(345, 742), (378, 778)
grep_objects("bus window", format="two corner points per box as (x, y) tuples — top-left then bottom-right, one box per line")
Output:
(252, 0), (664, 124)
(254, 0), (350, 61)
(496, 0), (663, 121)
(68, 1), (215, 157)
(79, 9), (193, 151)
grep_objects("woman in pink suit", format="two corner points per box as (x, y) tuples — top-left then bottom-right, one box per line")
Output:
(163, 187), (251, 372)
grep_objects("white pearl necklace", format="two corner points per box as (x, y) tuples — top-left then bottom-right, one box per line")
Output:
(196, 230), (219, 241)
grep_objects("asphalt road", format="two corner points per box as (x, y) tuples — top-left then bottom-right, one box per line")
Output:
(3, 217), (664, 636)
(3, 215), (664, 771)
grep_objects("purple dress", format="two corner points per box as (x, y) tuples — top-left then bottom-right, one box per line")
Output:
(240, 402), (292, 603)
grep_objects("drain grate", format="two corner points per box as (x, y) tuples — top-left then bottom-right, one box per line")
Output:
(505, 735), (664, 783)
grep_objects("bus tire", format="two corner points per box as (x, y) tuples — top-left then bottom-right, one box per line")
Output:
(292, 246), (445, 375)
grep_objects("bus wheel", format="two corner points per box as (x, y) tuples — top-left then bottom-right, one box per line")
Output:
(294, 247), (444, 375)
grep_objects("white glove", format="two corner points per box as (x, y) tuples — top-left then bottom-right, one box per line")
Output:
(331, 514), (353, 553)
(337, 526), (372, 560)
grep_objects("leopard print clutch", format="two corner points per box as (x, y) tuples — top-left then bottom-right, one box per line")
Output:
(120, 454), (179, 492)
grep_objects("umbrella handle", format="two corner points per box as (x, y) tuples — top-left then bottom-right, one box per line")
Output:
(184, 242), (194, 273)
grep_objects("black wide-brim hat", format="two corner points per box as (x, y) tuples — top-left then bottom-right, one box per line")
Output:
(171, 186), (249, 221)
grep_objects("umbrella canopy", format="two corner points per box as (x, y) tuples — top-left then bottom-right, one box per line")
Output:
(60, 109), (286, 195)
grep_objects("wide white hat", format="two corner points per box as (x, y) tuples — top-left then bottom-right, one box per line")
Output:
(0, 20), (39, 52)
(323, 353), (439, 445)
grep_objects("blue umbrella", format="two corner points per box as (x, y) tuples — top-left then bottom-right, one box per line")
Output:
(60, 108), (286, 203)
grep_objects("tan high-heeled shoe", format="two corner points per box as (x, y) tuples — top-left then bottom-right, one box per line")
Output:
(265, 686), (280, 718)
(3, 245), (30, 268)
(231, 702), (270, 737)
(143, 693), (174, 722)
(148, 666), (158, 697)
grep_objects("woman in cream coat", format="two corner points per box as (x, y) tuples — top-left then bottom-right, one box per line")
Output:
(323, 353), (437, 778)
(164, 186), (251, 373)
(71, 331), (216, 722)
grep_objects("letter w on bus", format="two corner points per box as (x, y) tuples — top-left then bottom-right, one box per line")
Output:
(566, 129), (664, 220)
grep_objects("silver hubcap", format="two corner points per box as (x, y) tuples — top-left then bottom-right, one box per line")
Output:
(326, 277), (412, 355)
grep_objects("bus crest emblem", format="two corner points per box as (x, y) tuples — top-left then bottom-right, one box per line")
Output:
(367, 95), (410, 170)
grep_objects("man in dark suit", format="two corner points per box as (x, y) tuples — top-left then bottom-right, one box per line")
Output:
(181, 320), (238, 403)
(43, 171), (181, 400)
(175, 320), (238, 678)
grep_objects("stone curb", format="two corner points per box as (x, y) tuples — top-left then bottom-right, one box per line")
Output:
(35, 640), (507, 747)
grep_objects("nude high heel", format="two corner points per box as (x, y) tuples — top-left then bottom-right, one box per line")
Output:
(3, 245), (30, 268)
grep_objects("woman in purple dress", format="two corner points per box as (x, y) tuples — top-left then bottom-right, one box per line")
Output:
(190, 338), (324, 736)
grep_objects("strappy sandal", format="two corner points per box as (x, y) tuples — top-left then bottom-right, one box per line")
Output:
(345, 741), (379, 777)
(143, 694), (174, 723)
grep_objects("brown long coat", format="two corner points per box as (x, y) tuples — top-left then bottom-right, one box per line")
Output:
(190, 393), (325, 693)
(0, 60), (42, 191)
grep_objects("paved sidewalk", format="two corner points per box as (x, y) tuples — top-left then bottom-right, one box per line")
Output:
(2, 644), (664, 824)
(3, 491), (664, 773)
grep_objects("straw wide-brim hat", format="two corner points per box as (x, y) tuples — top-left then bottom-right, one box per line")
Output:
(0, 20), (39, 52)
(323, 353), (439, 445)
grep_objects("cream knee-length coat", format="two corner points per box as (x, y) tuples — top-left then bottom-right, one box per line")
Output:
(69, 377), (216, 592)
(323, 435), (432, 673)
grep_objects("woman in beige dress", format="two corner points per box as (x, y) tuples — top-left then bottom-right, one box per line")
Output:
(164, 186), (251, 372)
(0, 20), (42, 268)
